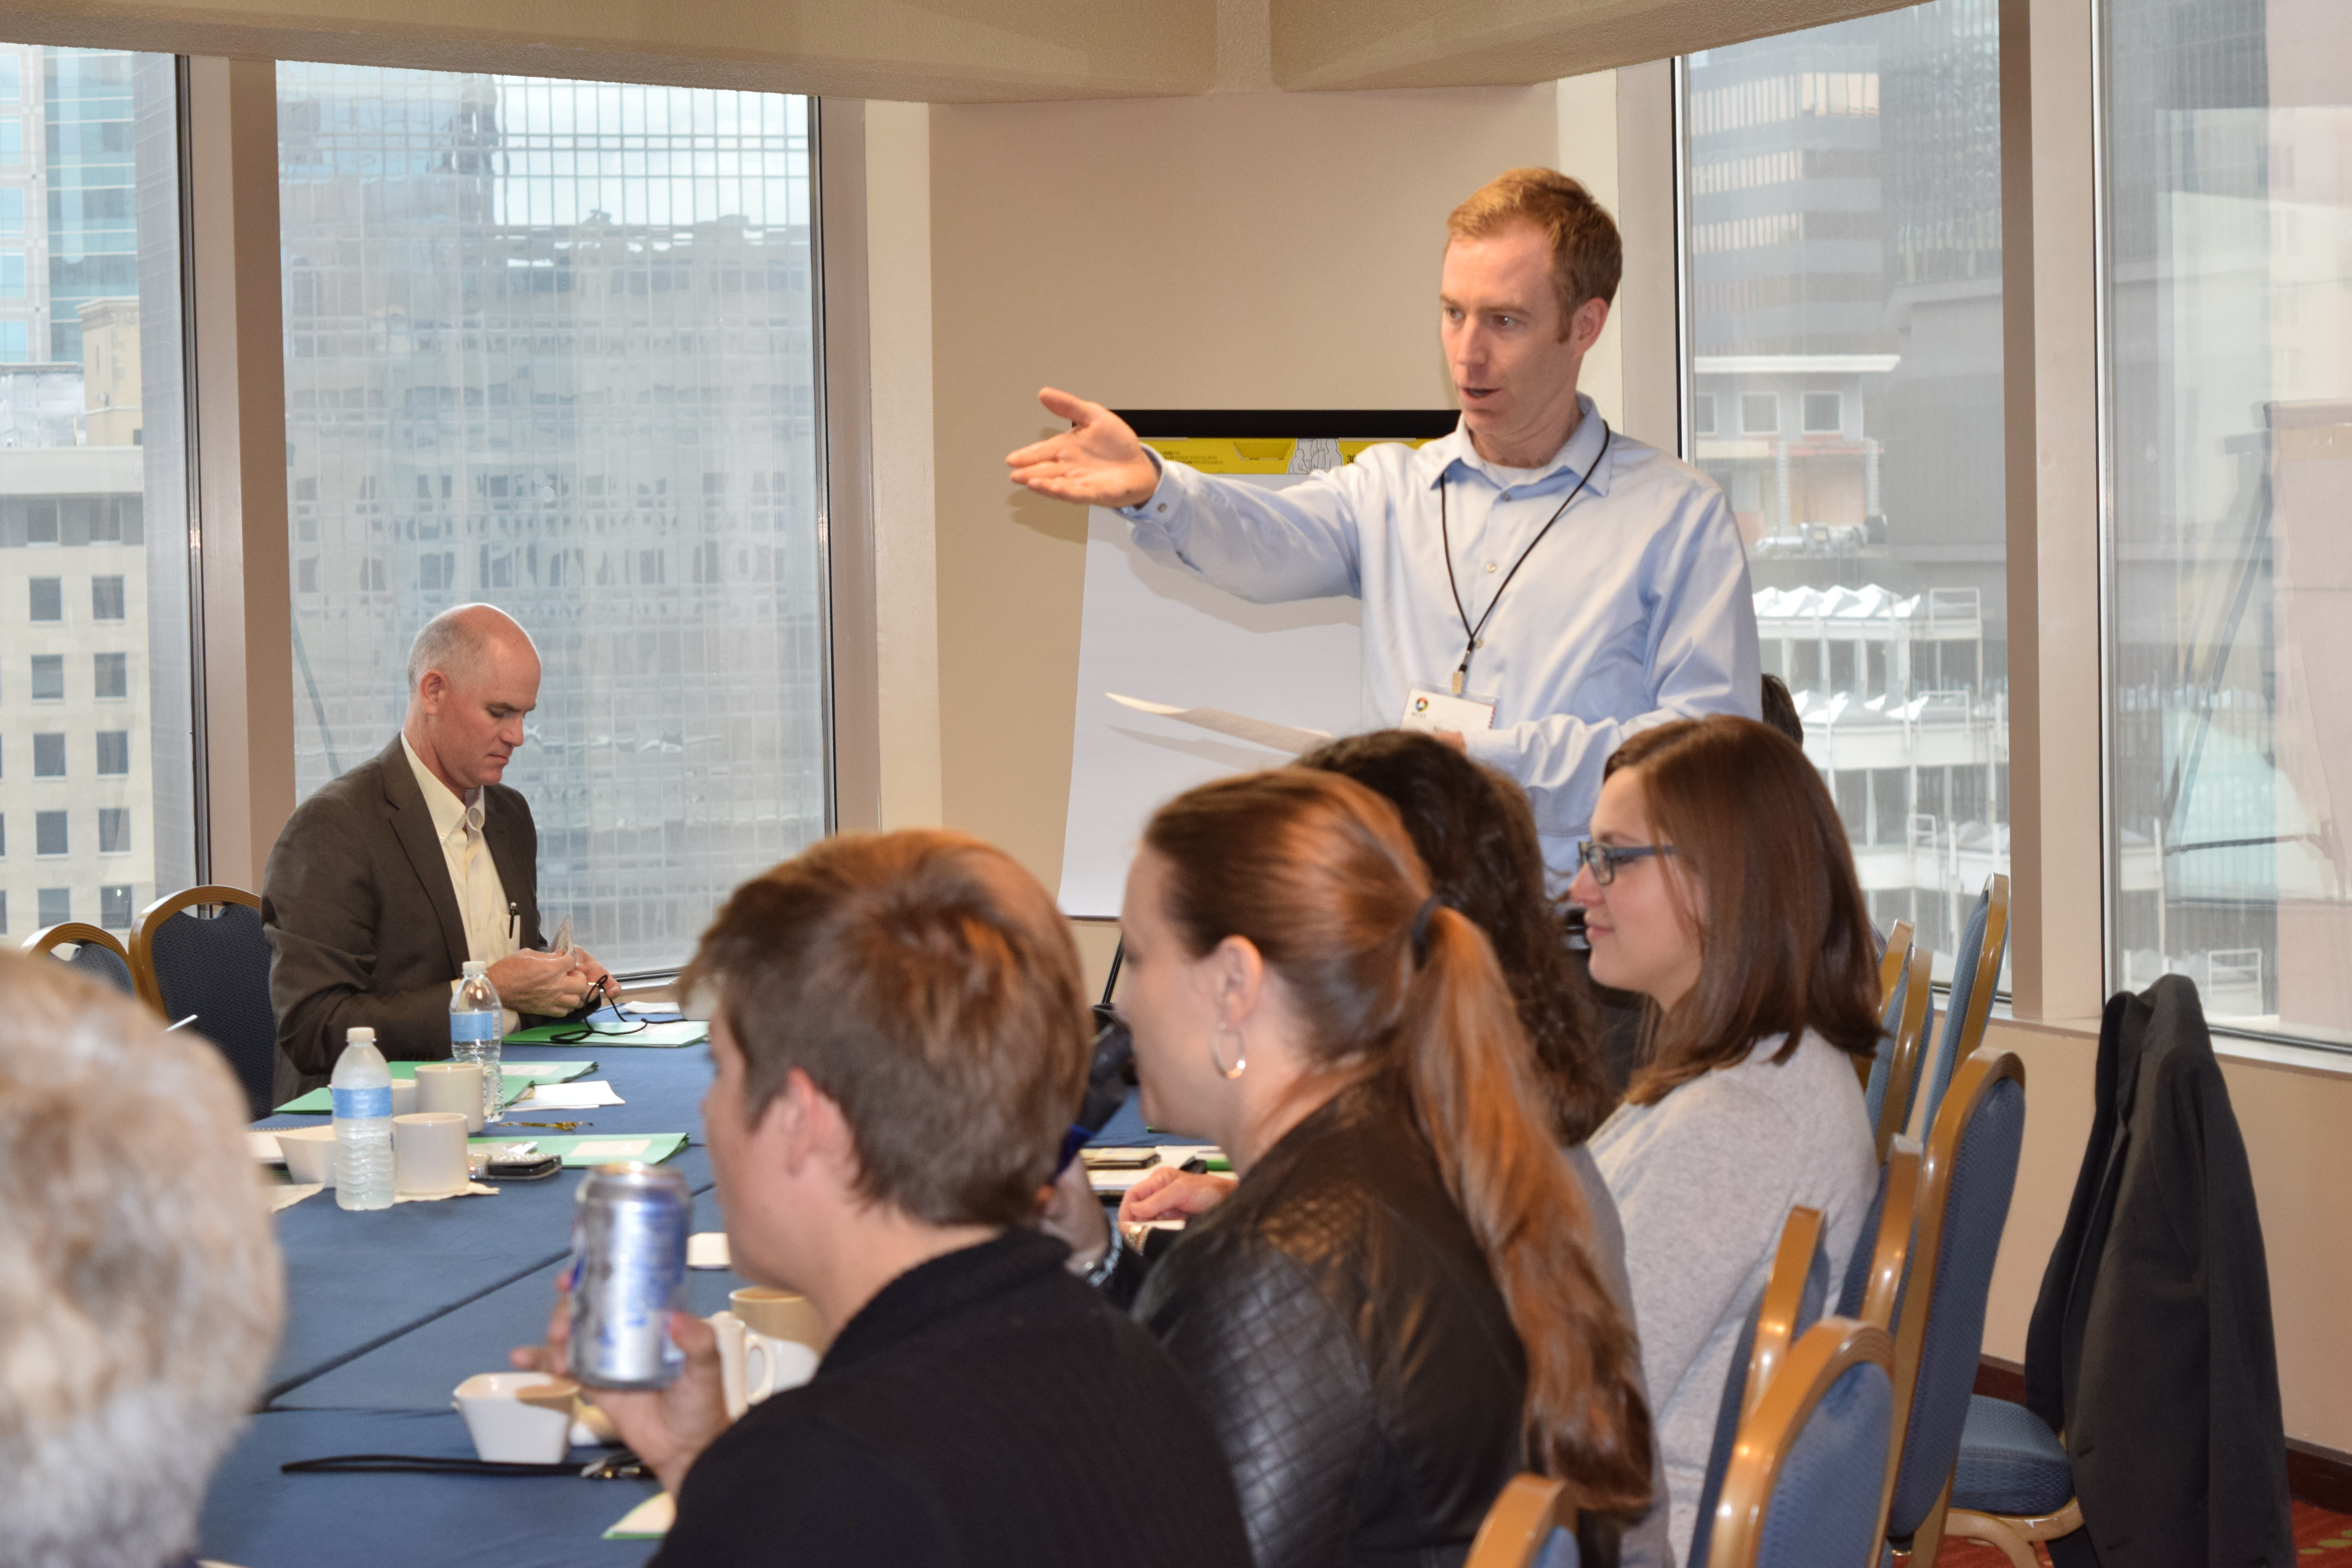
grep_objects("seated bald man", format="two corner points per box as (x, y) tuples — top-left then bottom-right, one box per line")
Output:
(262, 604), (613, 1103)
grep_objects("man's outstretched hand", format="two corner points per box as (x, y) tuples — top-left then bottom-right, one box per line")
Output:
(1006, 389), (1161, 510)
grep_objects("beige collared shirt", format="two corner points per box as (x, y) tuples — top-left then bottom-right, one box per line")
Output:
(402, 733), (518, 969)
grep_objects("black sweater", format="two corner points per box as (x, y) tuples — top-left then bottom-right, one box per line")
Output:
(652, 1228), (1253, 1568)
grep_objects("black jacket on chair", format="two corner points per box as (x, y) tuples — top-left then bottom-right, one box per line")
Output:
(2024, 975), (2292, 1568)
(1128, 1077), (1576, 1568)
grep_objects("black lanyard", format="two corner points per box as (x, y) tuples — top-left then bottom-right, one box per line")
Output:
(1439, 421), (1611, 695)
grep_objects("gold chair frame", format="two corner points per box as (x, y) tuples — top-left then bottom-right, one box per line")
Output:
(130, 884), (263, 1016)
(24, 920), (134, 968)
(1708, 1316), (1899, 1568)
(1877, 920), (1916, 1018)
(1853, 1136), (1924, 1333)
(1878, 1044), (2028, 1566)
(1464, 1474), (1577, 1568)
(1746, 1205), (1827, 1423)
(1875, 947), (1935, 1161)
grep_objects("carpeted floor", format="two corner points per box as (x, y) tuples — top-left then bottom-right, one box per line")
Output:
(1935, 1500), (2352, 1565)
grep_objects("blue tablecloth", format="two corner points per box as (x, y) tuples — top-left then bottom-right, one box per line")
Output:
(198, 1409), (664, 1567)
(207, 1043), (1162, 1568)
(254, 1045), (716, 1399)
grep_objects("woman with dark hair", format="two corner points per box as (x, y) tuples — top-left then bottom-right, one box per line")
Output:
(1102, 768), (1653, 1568)
(1572, 715), (1878, 1563)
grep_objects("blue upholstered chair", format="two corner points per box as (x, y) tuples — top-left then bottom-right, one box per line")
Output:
(1866, 946), (1936, 1163)
(1686, 1206), (1831, 1568)
(1875, 920), (1915, 1023)
(1915, 875), (2011, 1131)
(1943, 1396), (2079, 1567)
(1870, 1047), (2027, 1564)
(1705, 1316), (1898, 1568)
(25, 920), (140, 998)
(132, 886), (277, 1120)
(1837, 1135), (1923, 1330)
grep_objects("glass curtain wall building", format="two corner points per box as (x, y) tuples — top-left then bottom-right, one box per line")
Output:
(0, 42), (193, 938)
(276, 66), (826, 975)
(2105, 0), (2352, 1044)
(1685, 0), (2008, 978)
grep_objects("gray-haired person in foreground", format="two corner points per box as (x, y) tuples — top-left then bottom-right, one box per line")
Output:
(262, 603), (615, 1104)
(0, 950), (285, 1568)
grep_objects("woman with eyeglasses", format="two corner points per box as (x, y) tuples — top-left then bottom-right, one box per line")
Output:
(1571, 715), (1879, 1565)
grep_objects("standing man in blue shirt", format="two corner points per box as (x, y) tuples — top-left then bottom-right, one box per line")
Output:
(1008, 167), (1759, 890)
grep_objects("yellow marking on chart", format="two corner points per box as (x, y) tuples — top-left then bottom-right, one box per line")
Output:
(1140, 435), (1443, 474)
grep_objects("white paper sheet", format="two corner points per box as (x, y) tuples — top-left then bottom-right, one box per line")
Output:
(1059, 488), (1362, 917)
(569, 1138), (651, 1160)
(522, 1080), (626, 1108)
(687, 1231), (731, 1270)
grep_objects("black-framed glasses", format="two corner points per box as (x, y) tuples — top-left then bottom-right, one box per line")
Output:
(1575, 840), (1676, 886)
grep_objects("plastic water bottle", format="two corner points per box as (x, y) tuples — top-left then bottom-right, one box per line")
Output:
(332, 1028), (394, 1210)
(453, 960), (505, 1126)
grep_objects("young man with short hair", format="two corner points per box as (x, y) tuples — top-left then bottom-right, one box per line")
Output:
(518, 830), (1251, 1568)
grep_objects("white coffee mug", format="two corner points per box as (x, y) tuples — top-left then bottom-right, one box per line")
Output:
(414, 1060), (485, 1132)
(390, 1078), (419, 1117)
(394, 1111), (469, 1195)
(706, 1311), (751, 1420)
(452, 1372), (577, 1464)
(730, 1287), (824, 1403)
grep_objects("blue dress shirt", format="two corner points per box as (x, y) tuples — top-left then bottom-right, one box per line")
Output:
(1118, 395), (1762, 884)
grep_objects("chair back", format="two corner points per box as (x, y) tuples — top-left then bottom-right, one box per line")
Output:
(1837, 1136), (1922, 1330)
(1465, 1474), (1579, 1568)
(1875, 921), (1915, 1024)
(1707, 1317), (1898, 1568)
(1879, 1047), (2027, 1547)
(1686, 1206), (1829, 1568)
(1918, 874), (2011, 1128)
(132, 886), (275, 1118)
(25, 921), (140, 998)
(1865, 947), (1934, 1161)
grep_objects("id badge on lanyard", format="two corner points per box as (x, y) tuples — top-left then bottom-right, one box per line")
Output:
(1401, 685), (1498, 735)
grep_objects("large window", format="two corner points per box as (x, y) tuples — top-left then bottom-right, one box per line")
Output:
(0, 43), (195, 936)
(2105, 0), (2352, 1045)
(276, 67), (826, 975)
(1684, 0), (2008, 980)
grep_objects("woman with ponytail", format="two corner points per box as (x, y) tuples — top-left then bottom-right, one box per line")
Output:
(1096, 768), (1653, 1568)
(1573, 716), (1878, 1563)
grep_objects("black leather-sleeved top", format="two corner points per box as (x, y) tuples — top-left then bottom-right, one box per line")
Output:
(1129, 1077), (1528, 1568)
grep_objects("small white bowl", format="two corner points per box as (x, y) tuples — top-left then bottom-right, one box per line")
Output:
(275, 1125), (341, 1187)
(452, 1372), (579, 1464)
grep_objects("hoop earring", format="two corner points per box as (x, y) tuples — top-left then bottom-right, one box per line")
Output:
(1208, 1020), (1247, 1080)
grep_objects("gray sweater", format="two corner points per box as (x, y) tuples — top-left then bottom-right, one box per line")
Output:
(1588, 1030), (1877, 1565)
(1564, 1142), (1675, 1568)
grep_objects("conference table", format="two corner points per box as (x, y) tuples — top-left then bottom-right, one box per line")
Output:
(200, 1031), (1162, 1567)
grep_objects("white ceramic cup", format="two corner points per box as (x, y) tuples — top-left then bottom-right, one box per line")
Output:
(706, 1311), (751, 1420)
(414, 1061), (485, 1132)
(452, 1372), (578, 1463)
(394, 1111), (470, 1195)
(275, 1124), (340, 1187)
(390, 1078), (419, 1117)
(730, 1287), (824, 1403)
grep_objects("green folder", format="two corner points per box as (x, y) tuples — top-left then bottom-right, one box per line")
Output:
(468, 1132), (688, 1168)
(504, 1020), (707, 1048)
(270, 1060), (597, 1116)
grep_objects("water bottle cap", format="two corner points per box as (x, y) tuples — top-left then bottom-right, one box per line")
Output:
(463, 960), (488, 977)
(346, 1026), (376, 1042)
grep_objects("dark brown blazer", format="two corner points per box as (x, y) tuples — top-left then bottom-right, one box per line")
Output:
(261, 735), (544, 1104)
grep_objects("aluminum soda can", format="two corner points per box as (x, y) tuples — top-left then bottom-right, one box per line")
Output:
(567, 1162), (690, 1389)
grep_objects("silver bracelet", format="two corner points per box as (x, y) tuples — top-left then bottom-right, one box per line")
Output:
(1081, 1218), (1126, 1288)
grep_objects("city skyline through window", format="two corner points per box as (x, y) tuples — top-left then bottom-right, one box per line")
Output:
(1685, 0), (2010, 981)
(277, 65), (827, 975)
